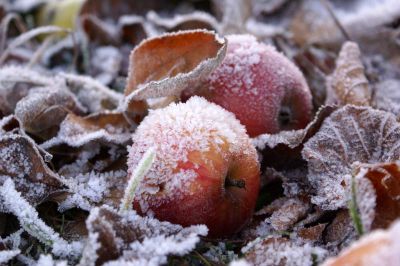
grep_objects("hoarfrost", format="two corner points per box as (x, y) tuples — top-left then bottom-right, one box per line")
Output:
(0, 179), (82, 260)
(0, 250), (20, 264)
(303, 105), (400, 210)
(244, 236), (327, 266)
(41, 112), (133, 149)
(79, 205), (207, 265)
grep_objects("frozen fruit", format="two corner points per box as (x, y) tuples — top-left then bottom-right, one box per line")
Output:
(128, 96), (260, 238)
(183, 34), (313, 137)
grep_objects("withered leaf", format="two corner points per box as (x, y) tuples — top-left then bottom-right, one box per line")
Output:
(322, 220), (400, 266)
(269, 196), (311, 231)
(297, 223), (327, 243)
(303, 105), (400, 210)
(355, 162), (400, 230)
(146, 11), (220, 32)
(60, 73), (122, 113)
(324, 209), (356, 247)
(123, 30), (226, 114)
(244, 236), (327, 266)
(326, 42), (371, 106)
(0, 134), (62, 208)
(0, 66), (55, 115)
(373, 79), (400, 118)
(41, 111), (133, 149)
(253, 105), (336, 150)
(15, 86), (85, 135)
(79, 205), (207, 265)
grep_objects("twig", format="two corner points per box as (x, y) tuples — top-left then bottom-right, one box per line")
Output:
(320, 0), (352, 41)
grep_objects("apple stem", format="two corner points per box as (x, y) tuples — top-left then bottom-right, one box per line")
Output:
(119, 147), (156, 213)
(225, 178), (246, 189)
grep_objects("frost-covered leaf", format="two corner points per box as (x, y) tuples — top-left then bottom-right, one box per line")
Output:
(297, 223), (326, 243)
(0, 115), (22, 134)
(244, 236), (327, 266)
(373, 79), (400, 118)
(15, 86), (85, 134)
(0, 134), (62, 208)
(269, 197), (311, 231)
(59, 73), (122, 113)
(324, 209), (356, 250)
(303, 105), (400, 210)
(146, 10), (220, 32)
(354, 162), (400, 230)
(0, 66), (55, 115)
(41, 111), (133, 149)
(79, 205), (207, 266)
(253, 105), (336, 150)
(0, 179), (83, 260)
(326, 42), (371, 106)
(123, 30), (226, 115)
(217, 0), (251, 34)
(322, 219), (400, 266)
(0, 250), (20, 264)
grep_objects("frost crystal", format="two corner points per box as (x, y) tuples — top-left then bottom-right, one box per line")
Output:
(244, 236), (327, 266)
(0, 250), (20, 264)
(0, 179), (82, 260)
(79, 205), (207, 265)
(303, 105), (400, 210)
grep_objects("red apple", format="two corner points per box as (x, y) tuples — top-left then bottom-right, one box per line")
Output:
(183, 34), (313, 137)
(128, 96), (260, 238)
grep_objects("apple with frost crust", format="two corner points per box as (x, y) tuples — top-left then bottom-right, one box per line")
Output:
(183, 34), (313, 137)
(128, 96), (260, 238)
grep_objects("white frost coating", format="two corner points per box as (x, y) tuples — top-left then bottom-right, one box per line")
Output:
(128, 96), (256, 211)
(0, 179), (82, 260)
(123, 29), (227, 103)
(303, 105), (400, 210)
(322, 219), (400, 266)
(229, 259), (252, 266)
(80, 205), (208, 266)
(146, 10), (220, 32)
(36, 254), (68, 266)
(41, 112), (132, 149)
(0, 250), (20, 264)
(244, 237), (327, 266)
(58, 73), (123, 113)
(120, 147), (156, 212)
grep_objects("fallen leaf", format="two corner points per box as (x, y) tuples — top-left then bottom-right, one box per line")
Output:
(326, 42), (371, 106)
(123, 30), (226, 116)
(303, 105), (400, 210)
(41, 111), (133, 149)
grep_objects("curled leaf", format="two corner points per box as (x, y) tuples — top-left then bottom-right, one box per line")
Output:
(326, 42), (371, 106)
(79, 205), (207, 265)
(303, 105), (400, 210)
(15, 86), (85, 134)
(355, 162), (400, 230)
(123, 30), (226, 115)
(269, 197), (311, 231)
(322, 219), (400, 266)
(41, 111), (133, 149)
(244, 236), (327, 266)
(0, 134), (62, 208)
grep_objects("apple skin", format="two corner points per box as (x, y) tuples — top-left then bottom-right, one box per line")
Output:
(182, 34), (313, 137)
(128, 97), (260, 238)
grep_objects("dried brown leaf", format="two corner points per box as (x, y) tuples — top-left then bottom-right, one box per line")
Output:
(123, 30), (226, 116)
(41, 111), (133, 149)
(15, 86), (85, 135)
(297, 223), (327, 243)
(269, 197), (311, 231)
(326, 42), (371, 106)
(324, 209), (355, 247)
(322, 219), (400, 266)
(303, 105), (400, 210)
(80, 205), (207, 265)
(244, 236), (327, 266)
(146, 11), (220, 32)
(355, 162), (400, 230)
(0, 134), (62, 208)
(0, 66), (55, 115)
(253, 105), (336, 150)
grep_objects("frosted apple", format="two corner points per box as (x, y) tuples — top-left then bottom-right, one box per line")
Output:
(183, 34), (313, 137)
(128, 97), (260, 238)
